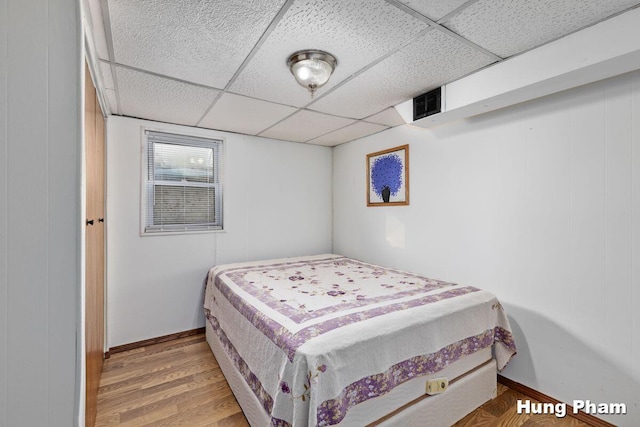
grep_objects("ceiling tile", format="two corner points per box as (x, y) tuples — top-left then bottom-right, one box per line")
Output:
(309, 29), (496, 119)
(259, 110), (355, 143)
(230, 0), (429, 107)
(396, 0), (472, 21)
(108, 0), (287, 88)
(364, 108), (406, 127)
(199, 93), (297, 135)
(443, 0), (640, 58)
(115, 66), (219, 127)
(308, 121), (389, 146)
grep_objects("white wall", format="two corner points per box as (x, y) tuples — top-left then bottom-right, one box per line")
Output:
(106, 116), (333, 347)
(333, 70), (640, 425)
(0, 0), (81, 426)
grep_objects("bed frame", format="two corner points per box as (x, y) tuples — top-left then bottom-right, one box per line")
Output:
(206, 319), (497, 426)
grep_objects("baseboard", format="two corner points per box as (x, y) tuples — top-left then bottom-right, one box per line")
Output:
(105, 327), (205, 357)
(498, 375), (616, 427)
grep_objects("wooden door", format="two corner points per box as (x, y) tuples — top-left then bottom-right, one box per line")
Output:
(85, 61), (105, 427)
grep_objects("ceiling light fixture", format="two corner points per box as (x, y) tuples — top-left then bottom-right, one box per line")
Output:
(287, 50), (337, 98)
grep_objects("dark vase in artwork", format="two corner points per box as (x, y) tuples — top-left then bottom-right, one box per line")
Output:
(381, 186), (391, 203)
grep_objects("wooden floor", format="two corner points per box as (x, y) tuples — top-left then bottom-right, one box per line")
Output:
(96, 334), (248, 426)
(453, 386), (590, 427)
(96, 333), (592, 426)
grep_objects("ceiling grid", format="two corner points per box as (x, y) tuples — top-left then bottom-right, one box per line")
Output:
(195, 0), (298, 127)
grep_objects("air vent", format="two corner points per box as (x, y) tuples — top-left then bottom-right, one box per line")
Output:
(413, 87), (441, 121)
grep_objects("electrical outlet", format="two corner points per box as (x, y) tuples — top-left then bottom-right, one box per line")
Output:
(425, 377), (448, 395)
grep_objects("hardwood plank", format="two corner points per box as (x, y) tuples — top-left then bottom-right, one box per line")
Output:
(108, 328), (205, 356)
(118, 405), (179, 427)
(496, 382), (510, 396)
(214, 412), (251, 427)
(455, 408), (508, 427)
(95, 411), (120, 426)
(143, 400), (241, 427)
(522, 413), (590, 427)
(481, 389), (521, 417)
(98, 359), (216, 400)
(97, 376), (194, 416)
(498, 375), (616, 427)
(99, 347), (215, 391)
(100, 344), (209, 384)
(96, 367), (226, 424)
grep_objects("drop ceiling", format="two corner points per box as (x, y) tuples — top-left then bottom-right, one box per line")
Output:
(84, 0), (640, 146)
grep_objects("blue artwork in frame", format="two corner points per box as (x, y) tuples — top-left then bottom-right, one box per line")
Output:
(367, 144), (409, 206)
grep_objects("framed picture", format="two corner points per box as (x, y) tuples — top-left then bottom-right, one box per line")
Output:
(366, 144), (409, 206)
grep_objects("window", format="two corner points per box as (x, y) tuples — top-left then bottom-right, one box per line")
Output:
(144, 130), (222, 233)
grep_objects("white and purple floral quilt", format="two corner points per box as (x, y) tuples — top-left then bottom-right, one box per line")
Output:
(204, 254), (515, 427)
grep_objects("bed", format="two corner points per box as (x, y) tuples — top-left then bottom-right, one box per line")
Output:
(203, 254), (516, 426)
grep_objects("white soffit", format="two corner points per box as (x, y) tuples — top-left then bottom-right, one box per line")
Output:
(308, 121), (389, 146)
(115, 66), (219, 127)
(98, 60), (114, 90)
(86, 0), (109, 60)
(443, 0), (640, 58)
(259, 110), (356, 143)
(309, 29), (496, 119)
(399, 6), (640, 128)
(396, 0), (472, 21)
(229, 0), (429, 107)
(104, 89), (118, 115)
(108, 0), (286, 89)
(364, 107), (407, 127)
(98, 61), (118, 114)
(199, 93), (297, 135)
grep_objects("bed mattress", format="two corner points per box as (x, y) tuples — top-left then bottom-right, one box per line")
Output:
(203, 254), (516, 426)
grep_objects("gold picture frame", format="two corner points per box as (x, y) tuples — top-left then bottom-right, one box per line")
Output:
(366, 144), (409, 206)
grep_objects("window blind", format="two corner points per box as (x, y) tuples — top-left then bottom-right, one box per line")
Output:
(145, 131), (222, 233)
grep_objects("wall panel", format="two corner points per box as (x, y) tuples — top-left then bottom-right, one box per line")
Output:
(0, 0), (8, 422)
(0, 0), (80, 425)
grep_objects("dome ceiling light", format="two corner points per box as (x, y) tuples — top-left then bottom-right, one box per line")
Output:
(287, 50), (337, 98)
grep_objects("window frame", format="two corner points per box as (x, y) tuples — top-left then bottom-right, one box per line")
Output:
(141, 128), (224, 235)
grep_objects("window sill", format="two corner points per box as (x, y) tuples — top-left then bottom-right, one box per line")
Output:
(140, 228), (226, 237)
